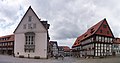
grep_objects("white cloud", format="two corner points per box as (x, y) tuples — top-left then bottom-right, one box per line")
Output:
(0, 0), (120, 47)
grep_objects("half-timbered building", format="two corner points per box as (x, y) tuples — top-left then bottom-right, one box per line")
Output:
(72, 18), (114, 58)
(0, 34), (14, 55)
(113, 38), (120, 55)
(49, 41), (59, 57)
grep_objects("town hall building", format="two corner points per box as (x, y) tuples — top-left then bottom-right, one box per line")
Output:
(72, 18), (114, 58)
(14, 6), (50, 59)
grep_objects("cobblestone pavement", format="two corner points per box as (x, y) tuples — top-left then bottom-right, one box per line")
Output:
(0, 55), (120, 63)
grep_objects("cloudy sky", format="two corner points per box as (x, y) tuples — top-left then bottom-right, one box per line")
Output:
(0, 0), (120, 48)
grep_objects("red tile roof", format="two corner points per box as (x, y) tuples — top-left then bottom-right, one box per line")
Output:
(113, 38), (120, 44)
(0, 34), (14, 42)
(59, 46), (70, 52)
(72, 34), (84, 47)
(72, 18), (114, 48)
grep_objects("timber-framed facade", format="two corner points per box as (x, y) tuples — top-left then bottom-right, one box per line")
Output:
(72, 18), (114, 58)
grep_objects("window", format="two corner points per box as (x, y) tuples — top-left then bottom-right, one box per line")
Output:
(108, 38), (109, 43)
(28, 24), (32, 29)
(105, 50), (106, 52)
(25, 32), (35, 45)
(109, 49), (111, 52)
(7, 43), (9, 45)
(98, 44), (100, 47)
(100, 30), (102, 33)
(110, 38), (112, 43)
(98, 50), (100, 52)
(96, 36), (98, 41)
(91, 28), (94, 30)
(28, 24), (36, 29)
(25, 32), (35, 52)
(101, 53), (103, 56)
(10, 42), (13, 45)
(23, 24), (26, 29)
(102, 37), (104, 42)
(3, 43), (4, 46)
(105, 37), (107, 42)
(5, 43), (6, 46)
(104, 44), (106, 49)
(101, 46), (103, 49)
(5, 43), (7, 46)
(98, 47), (100, 49)
(91, 37), (93, 42)
(95, 53), (97, 56)
(31, 36), (34, 44)
(103, 24), (107, 28)
(17, 52), (19, 55)
(98, 53), (100, 56)
(28, 16), (32, 22)
(84, 34), (88, 37)
(96, 43), (97, 47)
(99, 36), (101, 42)
(101, 44), (103, 47)
(96, 49), (97, 52)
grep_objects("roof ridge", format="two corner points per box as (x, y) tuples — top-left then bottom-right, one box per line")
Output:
(0, 34), (14, 38)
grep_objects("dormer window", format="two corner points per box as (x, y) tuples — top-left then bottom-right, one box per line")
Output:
(74, 43), (77, 45)
(100, 30), (102, 33)
(90, 30), (94, 34)
(28, 16), (32, 22)
(91, 28), (94, 30)
(84, 34), (88, 37)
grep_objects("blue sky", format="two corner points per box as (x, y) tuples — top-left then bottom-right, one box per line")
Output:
(0, 0), (120, 48)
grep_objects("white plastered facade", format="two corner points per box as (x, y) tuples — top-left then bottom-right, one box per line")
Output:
(14, 7), (48, 58)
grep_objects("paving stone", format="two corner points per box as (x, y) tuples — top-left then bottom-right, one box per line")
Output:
(0, 55), (120, 63)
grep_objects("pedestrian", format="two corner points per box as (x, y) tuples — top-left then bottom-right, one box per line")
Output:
(60, 54), (64, 60)
(55, 54), (58, 59)
(62, 55), (64, 60)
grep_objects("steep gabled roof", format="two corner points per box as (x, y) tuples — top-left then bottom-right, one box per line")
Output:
(14, 6), (47, 33)
(72, 18), (114, 48)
